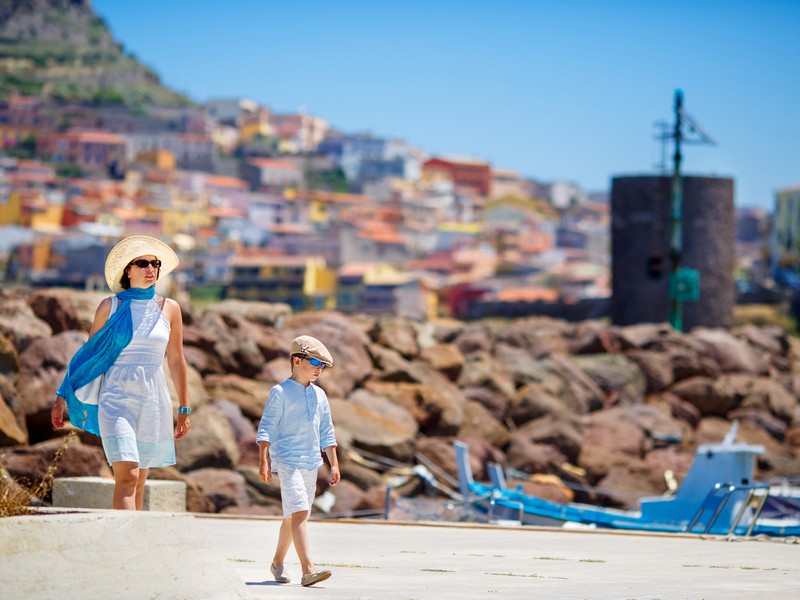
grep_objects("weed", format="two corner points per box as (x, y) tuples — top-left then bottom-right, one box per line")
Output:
(421, 569), (454, 573)
(0, 432), (76, 517)
(317, 563), (378, 569)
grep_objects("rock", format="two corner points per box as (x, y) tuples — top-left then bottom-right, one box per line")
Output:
(692, 327), (770, 375)
(175, 405), (240, 472)
(593, 454), (665, 509)
(0, 376), (26, 446)
(462, 386), (508, 423)
(15, 330), (87, 441)
(728, 407), (788, 441)
(356, 485), (391, 512)
(506, 440), (567, 475)
(420, 343), (464, 381)
(204, 300), (292, 328)
(328, 479), (366, 516)
(570, 354), (647, 407)
(453, 322), (494, 355)
(339, 460), (384, 491)
(669, 377), (727, 417)
(212, 399), (257, 443)
(493, 317), (574, 358)
(329, 396), (417, 462)
(26, 288), (107, 334)
(457, 351), (516, 400)
(166, 362), (208, 413)
(457, 400), (510, 448)
(0, 331), (20, 378)
(185, 468), (249, 512)
(507, 382), (565, 426)
(733, 324), (788, 360)
(510, 413), (584, 464)
(0, 298), (52, 352)
(711, 375), (796, 424)
(625, 350), (674, 393)
(666, 346), (721, 382)
(582, 409), (647, 458)
(615, 322), (674, 349)
(417, 435), (503, 483)
(428, 317), (465, 344)
(370, 317), (420, 358)
(644, 447), (696, 485)
(1, 436), (111, 500)
(204, 374), (267, 421)
(194, 311), (270, 379)
(660, 392), (702, 427)
(363, 375), (465, 436)
(529, 355), (605, 414)
(148, 465), (215, 513)
(283, 311), (373, 398)
(236, 465), (282, 500)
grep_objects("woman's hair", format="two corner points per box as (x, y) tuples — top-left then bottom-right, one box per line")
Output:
(119, 262), (160, 290)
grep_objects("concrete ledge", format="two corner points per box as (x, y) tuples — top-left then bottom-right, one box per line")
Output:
(0, 511), (248, 599)
(52, 476), (186, 511)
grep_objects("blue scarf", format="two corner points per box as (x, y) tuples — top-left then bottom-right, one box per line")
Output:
(56, 286), (156, 435)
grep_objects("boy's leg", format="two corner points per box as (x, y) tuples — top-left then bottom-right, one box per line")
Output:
(291, 510), (314, 574)
(272, 516), (293, 567)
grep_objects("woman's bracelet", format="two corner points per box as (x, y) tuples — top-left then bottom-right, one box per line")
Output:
(178, 406), (192, 415)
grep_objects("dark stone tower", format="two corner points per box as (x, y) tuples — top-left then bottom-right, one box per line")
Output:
(611, 175), (734, 329)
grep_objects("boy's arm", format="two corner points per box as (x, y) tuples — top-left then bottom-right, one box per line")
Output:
(258, 441), (272, 484)
(323, 445), (340, 486)
(256, 386), (282, 484)
(318, 390), (339, 486)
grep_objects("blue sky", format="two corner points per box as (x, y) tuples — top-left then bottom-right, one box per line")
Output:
(93, 0), (799, 209)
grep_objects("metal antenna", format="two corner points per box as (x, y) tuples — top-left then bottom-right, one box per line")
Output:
(653, 119), (671, 174)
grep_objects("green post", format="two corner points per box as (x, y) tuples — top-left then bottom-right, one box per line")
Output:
(669, 89), (684, 331)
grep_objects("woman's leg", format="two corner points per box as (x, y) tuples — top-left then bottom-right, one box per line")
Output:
(272, 517), (293, 567)
(134, 467), (149, 511)
(111, 461), (140, 510)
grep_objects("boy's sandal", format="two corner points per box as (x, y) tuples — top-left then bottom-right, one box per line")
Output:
(270, 563), (291, 584)
(301, 570), (332, 587)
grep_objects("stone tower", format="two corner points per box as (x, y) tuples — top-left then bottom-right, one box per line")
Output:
(611, 175), (734, 329)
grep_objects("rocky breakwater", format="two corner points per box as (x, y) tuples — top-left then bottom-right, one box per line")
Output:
(1, 287), (800, 517)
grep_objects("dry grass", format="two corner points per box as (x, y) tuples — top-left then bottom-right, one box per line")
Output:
(0, 431), (76, 517)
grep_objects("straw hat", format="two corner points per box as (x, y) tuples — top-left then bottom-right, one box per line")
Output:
(104, 235), (179, 293)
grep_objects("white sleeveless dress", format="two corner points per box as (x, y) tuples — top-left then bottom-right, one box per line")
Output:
(98, 296), (175, 468)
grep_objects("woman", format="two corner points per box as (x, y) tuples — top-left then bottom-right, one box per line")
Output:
(51, 235), (191, 510)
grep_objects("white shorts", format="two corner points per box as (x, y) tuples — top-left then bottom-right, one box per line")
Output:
(277, 466), (317, 517)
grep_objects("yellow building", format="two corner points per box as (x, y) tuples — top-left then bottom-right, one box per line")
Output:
(135, 149), (176, 170)
(0, 189), (22, 225)
(227, 254), (336, 310)
(0, 190), (63, 229)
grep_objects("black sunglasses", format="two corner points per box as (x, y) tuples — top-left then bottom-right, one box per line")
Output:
(129, 259), (162, 269)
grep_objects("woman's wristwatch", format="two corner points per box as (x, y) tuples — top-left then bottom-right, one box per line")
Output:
(178, 406), (192, 415)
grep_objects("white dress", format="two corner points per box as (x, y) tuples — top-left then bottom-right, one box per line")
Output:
(98, 297), (175, 468)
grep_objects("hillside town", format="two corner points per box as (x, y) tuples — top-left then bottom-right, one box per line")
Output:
(0, 95), (621, 320)
(0, 94), (780, 321)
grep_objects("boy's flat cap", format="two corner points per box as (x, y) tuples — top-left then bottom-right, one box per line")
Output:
(290, 335), (333, 367)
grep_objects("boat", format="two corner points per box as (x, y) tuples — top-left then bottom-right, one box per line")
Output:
(454, 423), (800, 536)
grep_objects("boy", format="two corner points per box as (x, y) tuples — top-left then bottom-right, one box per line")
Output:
(257, 335), (340, 587)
